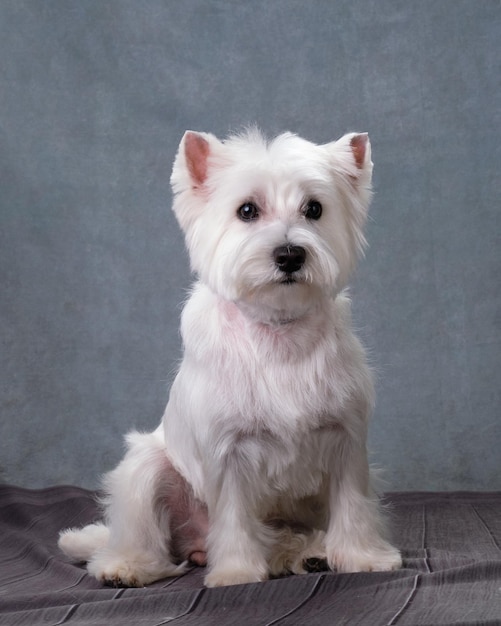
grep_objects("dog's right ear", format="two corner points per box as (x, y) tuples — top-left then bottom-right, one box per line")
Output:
(184, 131), (211, 187)
(171, 131), (221, 195)
(171, 131), (222, 236)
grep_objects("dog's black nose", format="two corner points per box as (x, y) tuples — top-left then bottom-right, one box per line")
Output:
(273, 245), (306, 274)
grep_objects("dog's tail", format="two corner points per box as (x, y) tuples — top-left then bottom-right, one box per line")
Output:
(58, 522), (110, 562)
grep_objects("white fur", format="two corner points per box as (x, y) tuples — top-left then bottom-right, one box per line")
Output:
(59, 129), (401, 587)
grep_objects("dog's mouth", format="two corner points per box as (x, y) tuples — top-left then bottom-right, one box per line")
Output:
(280, 276), (297, 284)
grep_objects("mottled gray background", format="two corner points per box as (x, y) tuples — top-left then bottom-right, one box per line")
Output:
(1, 1), (499, 490)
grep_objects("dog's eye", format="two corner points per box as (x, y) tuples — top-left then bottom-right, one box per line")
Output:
(237, 202), (259, 221)
(304, 200), (323, 220)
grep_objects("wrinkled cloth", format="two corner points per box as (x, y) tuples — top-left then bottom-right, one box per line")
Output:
(1, 486), (501, 625)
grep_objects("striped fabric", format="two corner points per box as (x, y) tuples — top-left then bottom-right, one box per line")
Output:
(0, 487), (500, 625)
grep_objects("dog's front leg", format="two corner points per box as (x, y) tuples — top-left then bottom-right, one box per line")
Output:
(325, 436), (402, 573)
(203, 463), (272, 587)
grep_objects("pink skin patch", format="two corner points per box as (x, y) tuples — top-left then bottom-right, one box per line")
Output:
(164, 457), (209, 566)
(188, 551), (208, 567)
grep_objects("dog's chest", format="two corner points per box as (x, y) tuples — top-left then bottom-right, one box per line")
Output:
(180, 288), (370, 433)
(166, 288), (373, 501)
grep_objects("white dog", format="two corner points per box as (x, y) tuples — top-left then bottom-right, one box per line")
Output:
(59, 128), (402, 588)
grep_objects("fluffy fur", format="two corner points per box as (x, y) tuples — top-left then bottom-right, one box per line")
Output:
(58, 128), (402, 587)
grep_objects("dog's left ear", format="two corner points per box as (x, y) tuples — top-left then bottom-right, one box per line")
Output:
(326, 132), (373, 184)
(326, 133), (373, 258)
(349, 133), (370, 170)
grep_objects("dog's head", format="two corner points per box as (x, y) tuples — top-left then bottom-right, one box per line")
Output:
(171, 129), (372, 323)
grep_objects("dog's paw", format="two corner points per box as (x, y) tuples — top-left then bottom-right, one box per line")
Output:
(268, 528), (327, 577)
(88, 557), (144, 588)
(205, 566), (267, 587)
(88, 551), (186, 587)
(327, 544), (402, 573)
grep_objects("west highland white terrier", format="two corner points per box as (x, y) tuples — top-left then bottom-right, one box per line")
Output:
(59, 128), (402, 587)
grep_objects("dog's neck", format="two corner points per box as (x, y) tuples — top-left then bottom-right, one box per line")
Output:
(229, 296), (330, 331)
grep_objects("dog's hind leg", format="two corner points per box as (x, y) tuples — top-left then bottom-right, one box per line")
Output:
(59, 428), (186, 587)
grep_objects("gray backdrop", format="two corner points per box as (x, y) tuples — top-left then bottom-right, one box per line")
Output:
(1, 1), (500, 491)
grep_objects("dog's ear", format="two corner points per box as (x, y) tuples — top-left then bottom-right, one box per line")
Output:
(171, 131), (221, 195)
(349, 133), (370, 170)
(183, 131), (211, 187)
(336, 133), (372, 171)
(326, 132), (373, 183)
(325, 132), (373, 266)
(171, 131), (223, 236)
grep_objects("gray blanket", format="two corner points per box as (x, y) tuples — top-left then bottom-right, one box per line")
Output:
(1, 486), (500, 625)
